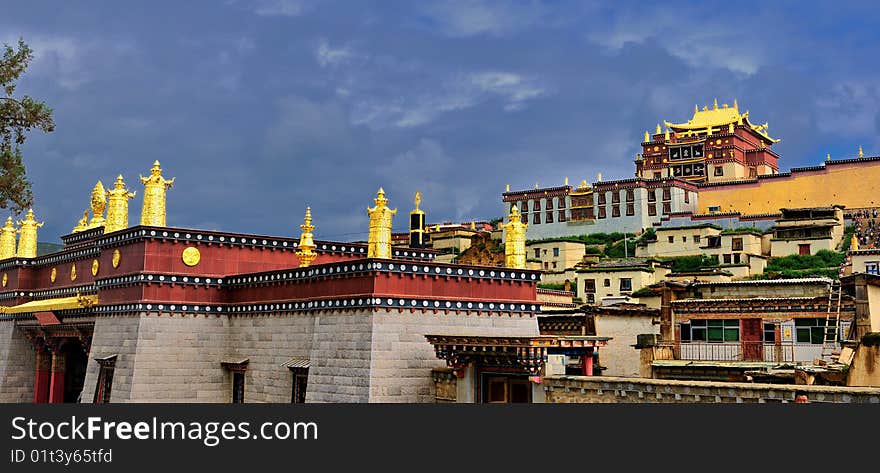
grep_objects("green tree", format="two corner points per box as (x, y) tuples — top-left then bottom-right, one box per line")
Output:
(0, 39), (54, 213)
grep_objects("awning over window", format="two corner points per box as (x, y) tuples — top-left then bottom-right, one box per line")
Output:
(282, 358), (310, 370)
(220, 358), (249, 371)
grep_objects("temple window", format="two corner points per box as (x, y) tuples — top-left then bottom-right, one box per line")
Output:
(584, 279), (596, 293)
(681, 319), (740, 342)
(715, 166), (724, 176)
(648, 190), (656, 202)
(547, 199), (554, 210)
(534, 200), (542, 211)
(648, 204), (657, 216)
(662, 188), (671, 201)
(668, 236), (674, 243)
(733, 253), (741, 264)
(291, 368), (308, 403)
(546, 211), (554, 223)
(626, 203), (634, 216)
(866, 262), (879, 275)
(521, 202), (528, 213)
(731, 238), (743, 251)
(626, 189), (634, 202)
(612, 192), (620, 204)
(612, 205), (620, 218)
(93, 355), (117, 404)
(597, 193), (606, 205)
(723, 254), (731, 264)
(534, 248), (541, 258)
(558, 198), (566, 209)
(662, 202), (671, 214)
(232, 372), (245, 403)
(619, 278), (632, 292)
(533, 213), (541, 225)
(553, 248), (560, 257)
(693, 235), (701, 244)
(796, 318), (828, 344)
(558, 210), (567, 222)
(603, 278), (610, 287)
(598, 207), (606, 219)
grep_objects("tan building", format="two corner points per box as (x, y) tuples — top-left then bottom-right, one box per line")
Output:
(526, 240), (586, 272)
(590, 303), (659, 377)
(849, 249), (880, 275)
(578, 258), (671, 304)
(770, 206), (845, 257)
(637, 223), (722, 258)
(638, 225), (768, 278)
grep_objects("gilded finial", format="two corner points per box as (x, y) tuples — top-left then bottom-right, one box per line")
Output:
(105, 175), (136, 234)
(414, 191), (422, 211)
(703, 105), (708, 111)
(827, 152), (831, 162)
(859, 145), (864, 158)
(655, 123), (661, 135)
(503, 204), (527, 269)
(664, 128), (670, 141)
(0, 216), (18, 260)
(72, 210), (90, 233)
(729, 123), (734, 134)
(367, 187), (397, 259)
(695, 104), (699, 114)
(505, 184), (510, 192)
(597, 172), (602, 182)
(644, 130), (650, 142)
(16, 209), (43, 258)
(713, 98), (718, 109)
(296, 207), (317, 267)
(733, 98), (738, 110)
(579, 179), (588, 189)
(564, 176), (569, 186)
(87, 181), (107, 229)
(140, 161), (175, 227)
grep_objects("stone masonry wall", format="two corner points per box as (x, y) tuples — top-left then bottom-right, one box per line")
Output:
(306, 311), (374, 403)
(227, 314), (315, 403)
(127, 313), (230, 403)
(544, 376), (880, 403)
(80, 315), (142, 403)
(0, 320), (35, 402)
(369, 310), (539, 403)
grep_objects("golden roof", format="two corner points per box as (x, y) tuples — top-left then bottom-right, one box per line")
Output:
(0, 294), (98, 314)
(663, 99), (779, 143)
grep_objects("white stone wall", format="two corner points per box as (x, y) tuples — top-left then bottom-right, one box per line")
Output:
(594, 315), (658, 377)
(0, 319), (35, 402)
(368, 310), (539, 403)
(81, 315), (143, 403)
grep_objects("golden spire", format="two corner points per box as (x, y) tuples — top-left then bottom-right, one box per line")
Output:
(72, 210), (89, 233)
(295, 207), (317, 267)
(695, 104), (699, 114)
(827, 152), (831, 162)
(655, 123), (662, 135)
(139, 160), (175, 227)
(414, 191), (422, 211)
(664, 128), (670, 141)
(859, 145), (864, 158)
(105, 175), (136, 234)
(503, 205), (527, 269)
(733, 98), (738, 110)
(87, 181), (107, 229)
(16, 209), (43, 258)
(729, 123), (735, 134)
(597, 172), (602, 182)
(0, 217), (18, 260)
(367, 188), (397, 258)
(505, 184), (510, 192)
(564, 176), (569, 186)
(713, 98), (719, 110)
(644, 130), (650, 142)
(470, 221), (476, 231)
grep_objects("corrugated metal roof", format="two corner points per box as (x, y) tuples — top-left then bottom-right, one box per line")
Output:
(282, 358), (310, 369)
(691, 277), (831, 287)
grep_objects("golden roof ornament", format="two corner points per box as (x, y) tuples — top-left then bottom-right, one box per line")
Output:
(644, 130), (649, 142)
(503, 205), (527, 269)
(295, 207), (317, 267)
(87, 181), (107, 229)
(664, 128), (670, 141)
(16, 209), (43, 258)
(72, 210), (90, 233)
(597, 172), (602, 182)
(105, 175), (136, 234)
(0, 217), (18, 260)
(367, 188), (397, 259)
(827, 152), (831, 162)
(505, 184), (510, 192)
(140, 160), (175, 227)
(859, 145), (864, 159)
(655, 123), (662, 135)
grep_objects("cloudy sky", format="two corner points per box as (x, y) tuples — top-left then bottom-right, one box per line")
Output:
(3, 0), (880, 242)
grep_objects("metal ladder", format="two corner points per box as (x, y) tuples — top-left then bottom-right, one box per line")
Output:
(820, 281), (843, 360)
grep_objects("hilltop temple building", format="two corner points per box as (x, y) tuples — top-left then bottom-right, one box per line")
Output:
(503, 100), (880, 240)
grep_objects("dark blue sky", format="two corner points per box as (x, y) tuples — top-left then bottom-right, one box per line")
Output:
(4, 0), (880, 242)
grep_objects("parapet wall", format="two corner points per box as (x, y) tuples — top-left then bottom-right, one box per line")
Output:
(543, 376), (880, 403)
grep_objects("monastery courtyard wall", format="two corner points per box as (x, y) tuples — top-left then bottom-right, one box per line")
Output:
(77, 309), (538, 403)
(543, 376), (880, 403)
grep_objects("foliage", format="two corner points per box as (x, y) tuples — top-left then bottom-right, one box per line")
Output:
(635, 228), (656, 243)
(603, 239), (637, 258)
(537, 283), (568, 291)
(0, 39), (54, 213)
(631, 287), (657, 297)
(662, 255), (720, 272)
(584, 246), (602, 255)
(839, 225), (855, 252)
(765, 249), (845, 271)
(720, 226), (765, 236)
(488, 217), (502, 228)
(527, 232), (625, 247)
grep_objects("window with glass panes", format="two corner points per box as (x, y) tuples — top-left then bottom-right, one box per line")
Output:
(795, 318), (830, 344)
(680, 319), (739, 342)
(763, 323), (776, 343)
